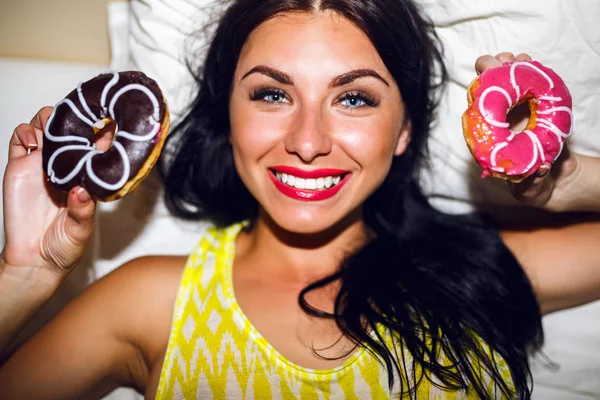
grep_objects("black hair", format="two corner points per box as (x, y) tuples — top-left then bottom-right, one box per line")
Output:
(160, 0), (543, 398)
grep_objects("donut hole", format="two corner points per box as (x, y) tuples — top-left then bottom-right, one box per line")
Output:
(507, 101), (532, 134)
(94, 119), (117, 152)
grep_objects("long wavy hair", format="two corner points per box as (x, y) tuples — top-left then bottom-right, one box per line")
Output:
(160, 0), (543, 398)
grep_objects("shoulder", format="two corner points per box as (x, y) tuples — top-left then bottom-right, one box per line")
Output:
(93, 255), (187, 357)
(60, 255), (189, 377)
(91, 255), (187, 304)
(104, 255), (187, 292)
(39, 255), (188, 340)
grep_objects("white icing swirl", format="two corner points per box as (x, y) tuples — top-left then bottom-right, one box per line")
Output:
(478, 86), (512, 128)
(510, 62), (554, 101)
(77, 82), (98, 122)
(101, 72), (120, 111)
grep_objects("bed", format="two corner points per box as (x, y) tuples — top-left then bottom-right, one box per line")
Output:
(1, 1), (599, 398)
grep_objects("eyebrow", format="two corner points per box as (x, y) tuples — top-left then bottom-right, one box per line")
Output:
(330, 69), (390, 87)
(241, 65), (390, 87)
(241, 66), (294, 85)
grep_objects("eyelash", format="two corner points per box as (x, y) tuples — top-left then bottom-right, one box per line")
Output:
(249, 87), (289, 104)
(249, 87), (379, 108)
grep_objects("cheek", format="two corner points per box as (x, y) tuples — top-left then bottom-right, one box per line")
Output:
(229, 101), (288, 193)
(335, 114), (401, 169)
(230, 102), (280, 163)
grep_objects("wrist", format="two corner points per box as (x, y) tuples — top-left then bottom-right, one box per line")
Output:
(563, 154), (600, 213)
(0, 252), (63, 297)
(0, 254), (62, 356)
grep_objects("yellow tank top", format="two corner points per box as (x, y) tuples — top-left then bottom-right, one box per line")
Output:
(155, 223), (514, 399)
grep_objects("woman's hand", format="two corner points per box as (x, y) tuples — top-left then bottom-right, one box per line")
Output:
(474, 52), (600, 213)
(2, 107), (96, 283)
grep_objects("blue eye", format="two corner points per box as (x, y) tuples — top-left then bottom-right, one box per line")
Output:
(340, 95), (366, 108)
(337, 91), (378, 108)
(250, 88), (290, 104)
(265, 93), (286, 103)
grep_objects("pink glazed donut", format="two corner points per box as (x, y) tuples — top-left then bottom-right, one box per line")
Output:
(462, 61), (573, 183)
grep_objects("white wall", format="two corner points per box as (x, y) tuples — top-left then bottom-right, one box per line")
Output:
(0, 0), (121, 64)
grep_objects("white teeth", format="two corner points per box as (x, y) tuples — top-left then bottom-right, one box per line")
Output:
(275, 171), (345, 191)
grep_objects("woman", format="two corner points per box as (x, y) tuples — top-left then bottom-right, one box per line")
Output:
(1, 0), (600, 399)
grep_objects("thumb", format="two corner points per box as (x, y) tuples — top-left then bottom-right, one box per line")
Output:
(510, 163), (554, 207)
(64, 187), (96, 246)
(41, 187), (96, 272)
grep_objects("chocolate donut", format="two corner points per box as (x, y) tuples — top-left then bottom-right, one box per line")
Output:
(42, 71), (170, 201)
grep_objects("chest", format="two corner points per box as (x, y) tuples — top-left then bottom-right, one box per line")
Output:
(233, 275), (358, 370)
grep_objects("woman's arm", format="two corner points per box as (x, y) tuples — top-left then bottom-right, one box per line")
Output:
(0, 256), (183, 400)
(0, 256), (61, 358)
(501, 149), (600, 314)
(501, 139), (600, 314)
(502, 214), (600, 314)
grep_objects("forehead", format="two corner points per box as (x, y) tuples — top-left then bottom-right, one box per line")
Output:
(238, 11), (389, 76)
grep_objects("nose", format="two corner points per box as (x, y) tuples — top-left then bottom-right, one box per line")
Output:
(284, 104), (332, 162)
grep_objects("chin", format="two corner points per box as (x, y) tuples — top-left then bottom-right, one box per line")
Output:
(282, 218), (338, 235)
(271, 208), (335, 233)
(261, 203), (363, 239)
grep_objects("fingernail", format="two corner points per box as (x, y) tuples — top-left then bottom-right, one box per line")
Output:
(76, 187), (91, 203)
(26, 132), (38, 149)
(537, 164), (551, 177)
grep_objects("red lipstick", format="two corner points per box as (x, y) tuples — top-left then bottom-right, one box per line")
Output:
(268, 166), (351, 201)
(270, 166), (348, 179)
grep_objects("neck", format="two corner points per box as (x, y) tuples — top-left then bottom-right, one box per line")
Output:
(237, 207), (370, 283)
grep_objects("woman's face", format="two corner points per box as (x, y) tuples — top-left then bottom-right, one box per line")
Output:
(229, 11), (410, 234)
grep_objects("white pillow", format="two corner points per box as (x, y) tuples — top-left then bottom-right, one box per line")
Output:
(127, 0), (218, 121)
(418, 0), (600, 215)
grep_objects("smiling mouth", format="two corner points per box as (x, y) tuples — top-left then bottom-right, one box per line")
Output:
(270, 169), (348, 191)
